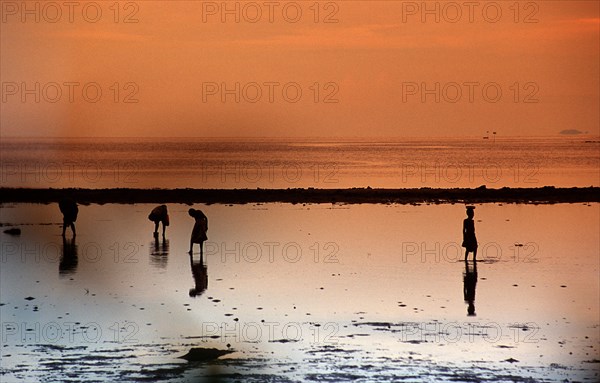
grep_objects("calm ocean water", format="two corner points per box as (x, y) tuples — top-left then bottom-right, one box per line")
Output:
(1, 137), (598, 189)
(1, 202), (598, 382)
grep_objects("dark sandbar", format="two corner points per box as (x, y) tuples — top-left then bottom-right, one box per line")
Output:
(0, 186), (598, 205)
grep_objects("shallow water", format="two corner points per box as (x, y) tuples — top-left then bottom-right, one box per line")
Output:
(1, 202), (599, 382)
(1, 136), (599, 188)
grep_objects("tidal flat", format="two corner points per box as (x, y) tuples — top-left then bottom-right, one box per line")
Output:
(1, 202), (598, 382)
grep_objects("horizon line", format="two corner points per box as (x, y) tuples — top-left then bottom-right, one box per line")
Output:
(2, 134), (599, 140)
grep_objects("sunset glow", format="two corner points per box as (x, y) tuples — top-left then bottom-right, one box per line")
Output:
(1, 1), (598, 137)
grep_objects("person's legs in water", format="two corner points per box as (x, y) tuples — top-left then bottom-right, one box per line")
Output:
(63, 220), (75, 237)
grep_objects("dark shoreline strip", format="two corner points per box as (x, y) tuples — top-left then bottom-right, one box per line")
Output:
(0, 187), (598, 205)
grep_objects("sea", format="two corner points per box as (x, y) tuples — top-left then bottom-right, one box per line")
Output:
(1, 136), (599, 382)
(1, 136), (599, 189)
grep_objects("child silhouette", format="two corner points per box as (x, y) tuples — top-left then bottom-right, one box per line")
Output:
(462, 206), (477, 261)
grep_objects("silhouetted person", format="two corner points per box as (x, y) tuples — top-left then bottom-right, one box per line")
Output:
(189, 253), (208, 297)
(463, 260), (477, 316)
(59, 198), (78, 237)
(148, 205), (169, 238)
(462, 206), (477, 261)
(188, 208), (208, 255)
(59, 236), (78, 275)
(150, 237), (169, 268)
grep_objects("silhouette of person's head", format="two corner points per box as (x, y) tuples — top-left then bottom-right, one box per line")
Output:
(189, 208), (207, 219)
(466, 205), (475, 219)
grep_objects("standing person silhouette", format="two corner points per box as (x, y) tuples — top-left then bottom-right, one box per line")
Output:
(462, 206), (477, 261)
(188, 208), (208, 255)
(148, 205), (169, 238)
(59, 198), (78, 237)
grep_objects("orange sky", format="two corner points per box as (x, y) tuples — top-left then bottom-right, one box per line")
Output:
(1, 0), (598, 137)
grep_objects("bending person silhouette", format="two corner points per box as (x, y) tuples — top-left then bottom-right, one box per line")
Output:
(189, 253), (208, 298)
(59, 198), (78, 237)
(463, 260), (478, 316)
(148, 205), (169, 238)
(188, 208), (208, 255)
(462, 205), (477, 261)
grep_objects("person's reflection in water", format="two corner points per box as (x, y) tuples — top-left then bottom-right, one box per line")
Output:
(150, 237), (170, 268)
(189, 253), (208, 298)
(59, 236), (78, 276)
(463, 260), (477, 316)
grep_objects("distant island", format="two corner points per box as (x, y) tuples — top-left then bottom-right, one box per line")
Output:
(0, 187), (598, 205)
(559, 129), (588, 135)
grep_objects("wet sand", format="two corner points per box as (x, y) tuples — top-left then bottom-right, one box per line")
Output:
(1, 186), (599, 205)
(1, 202), (598, 382)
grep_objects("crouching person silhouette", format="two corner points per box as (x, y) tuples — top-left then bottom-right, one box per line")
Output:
(148, 205), (169, 239)
(59, 198), (78, 237)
